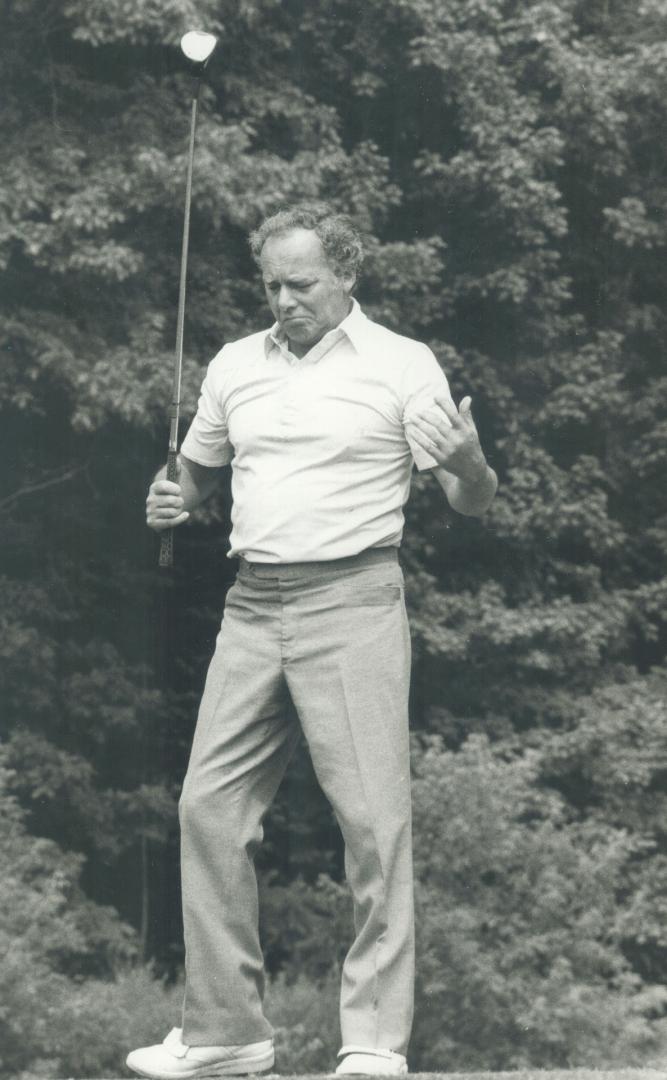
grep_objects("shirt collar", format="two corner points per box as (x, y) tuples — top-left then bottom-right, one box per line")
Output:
(264, 297), (370, 361)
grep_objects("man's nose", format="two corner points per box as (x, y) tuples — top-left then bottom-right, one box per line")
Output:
(278, 285), (297, 311)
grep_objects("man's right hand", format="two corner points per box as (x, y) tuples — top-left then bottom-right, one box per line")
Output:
(146, 476), (190, 532)
(146, 454), (223, 531)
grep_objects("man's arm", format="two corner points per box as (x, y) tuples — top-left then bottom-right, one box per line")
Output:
(407, 393), (497, 517)
(431, 460), (497, 516)
(145, 454), (224, 532)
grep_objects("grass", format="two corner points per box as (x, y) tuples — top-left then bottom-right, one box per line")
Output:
(406, 1072), (666, 1079)
(90, 1069), (667, 1079)
(85, 1065), (667, 1079)
(265, 1072), (666, 1079)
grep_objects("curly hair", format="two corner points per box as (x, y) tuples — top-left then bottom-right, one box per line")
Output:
(249, 202), (364, 283)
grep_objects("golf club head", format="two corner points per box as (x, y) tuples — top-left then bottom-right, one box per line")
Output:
(180, 30), (218, 67)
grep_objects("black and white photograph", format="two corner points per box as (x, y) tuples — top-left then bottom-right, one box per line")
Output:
(2, 3), (666, 1080)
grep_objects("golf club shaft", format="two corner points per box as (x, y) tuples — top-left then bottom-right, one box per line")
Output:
(159, 90), (200, 568)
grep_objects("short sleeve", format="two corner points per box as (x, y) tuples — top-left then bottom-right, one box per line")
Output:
(180, 350), (234, 468)
(402, 344), (455, 470)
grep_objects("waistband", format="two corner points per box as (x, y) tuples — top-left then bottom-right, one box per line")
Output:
(238, 546), (398, 580)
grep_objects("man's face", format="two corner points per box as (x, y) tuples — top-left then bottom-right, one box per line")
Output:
(260, 228), (354, 356)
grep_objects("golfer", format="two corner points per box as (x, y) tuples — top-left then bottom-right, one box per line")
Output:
(128, 203), (497, 1079)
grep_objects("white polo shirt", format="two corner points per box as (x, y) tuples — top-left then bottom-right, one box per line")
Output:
(180, 301), (453, 563)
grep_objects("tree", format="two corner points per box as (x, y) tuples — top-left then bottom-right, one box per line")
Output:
(411, 734), (667, 1069)
(0, 754), (139, 1076)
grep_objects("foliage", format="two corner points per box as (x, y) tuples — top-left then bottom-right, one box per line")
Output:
(259, 872), (353, 980)
(534, 671), (667, 983)
(265, 970), (342, 1075)
(2, 0), (667, 1072)
(0, 755), (139, 1077)
(410, 734), (666, 1070)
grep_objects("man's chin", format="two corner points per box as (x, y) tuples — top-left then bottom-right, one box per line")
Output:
(284, 322), (320, 350)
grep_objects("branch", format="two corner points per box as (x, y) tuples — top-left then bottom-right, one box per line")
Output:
(0, 463), (87, 511)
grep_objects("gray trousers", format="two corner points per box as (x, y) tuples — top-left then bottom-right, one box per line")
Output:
(179, 547), (414, 1054)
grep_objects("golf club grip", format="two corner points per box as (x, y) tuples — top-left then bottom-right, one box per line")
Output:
(158, 450), (179, 569)
(158, 527), (174, 569)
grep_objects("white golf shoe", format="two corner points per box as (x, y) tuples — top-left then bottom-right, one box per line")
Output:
(335, 1046), (408, 1075)
(126, 1027), (274, 1079)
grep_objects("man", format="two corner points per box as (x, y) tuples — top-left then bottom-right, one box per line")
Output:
(127, 203), (497, 1080)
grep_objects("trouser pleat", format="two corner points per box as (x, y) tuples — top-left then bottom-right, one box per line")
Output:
(179, 586), (298, 1044)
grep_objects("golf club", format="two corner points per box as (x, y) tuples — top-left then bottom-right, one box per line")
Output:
(159, 30), (218, 568)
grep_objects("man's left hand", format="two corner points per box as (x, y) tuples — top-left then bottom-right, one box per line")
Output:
(408, 392), (489, 483)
